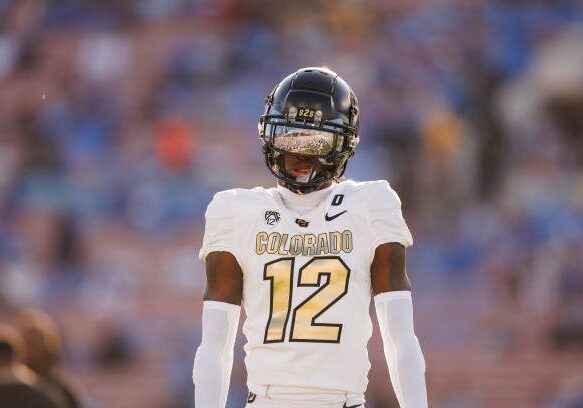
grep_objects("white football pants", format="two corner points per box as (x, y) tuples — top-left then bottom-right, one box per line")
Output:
(245, 393), (364, 408)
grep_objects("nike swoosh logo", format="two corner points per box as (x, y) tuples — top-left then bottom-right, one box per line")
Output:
(325, 210), (347, 221)
(343, 404), (362, 408)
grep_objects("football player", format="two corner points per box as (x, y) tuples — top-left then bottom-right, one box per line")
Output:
(193, 67), (428, 408)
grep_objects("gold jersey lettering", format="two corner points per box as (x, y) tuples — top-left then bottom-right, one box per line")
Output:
(342, 230), (353, 253)
(256, 232), (268, 255)
(289, 235), (303, 256)
(256, 231), (353, 257)
(329, 231), (342, 254)
(278, 234), (289, 255)
(303, 234), (317, 257)
(267, 232), (281, 254)
(316, 233), (329, 255)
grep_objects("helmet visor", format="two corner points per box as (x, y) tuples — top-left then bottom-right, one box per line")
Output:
(272, 126), (336, 156)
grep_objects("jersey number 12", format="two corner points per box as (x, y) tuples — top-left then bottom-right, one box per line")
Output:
(263, 256), (350, 344)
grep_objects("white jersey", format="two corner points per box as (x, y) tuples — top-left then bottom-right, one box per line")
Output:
(199, 180), (413, 395)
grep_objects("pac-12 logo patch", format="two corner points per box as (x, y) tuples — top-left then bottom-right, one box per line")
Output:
(265, 210), (281, 226)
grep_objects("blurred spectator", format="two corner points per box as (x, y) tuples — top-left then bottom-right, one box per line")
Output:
(541, 376), (583, 408)
(532, 27), (583, 166)
(0, 323), (59, 408)
(75, 33), (131, 86)
(550, 245), (583, 351)
(91, 318), (138, 369)
(18, 309), (83, 408)
(154, 117), (196, 172)
(44, 213), (85, 302)
(16, 112), (61, 175)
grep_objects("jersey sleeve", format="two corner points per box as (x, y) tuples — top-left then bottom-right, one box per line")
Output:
(368, 181), (413, 249)
(198, 191), (239, 262)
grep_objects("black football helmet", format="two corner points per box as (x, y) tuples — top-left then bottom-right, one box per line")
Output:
(258, 67), (360, 193)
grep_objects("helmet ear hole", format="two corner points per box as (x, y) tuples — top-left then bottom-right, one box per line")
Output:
(259, 67), (360, 193)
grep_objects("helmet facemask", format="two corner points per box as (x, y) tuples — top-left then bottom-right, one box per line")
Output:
(260, 116), (357, 193)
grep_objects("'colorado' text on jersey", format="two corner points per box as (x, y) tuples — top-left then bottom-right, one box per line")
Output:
(199, 180), (413, 395)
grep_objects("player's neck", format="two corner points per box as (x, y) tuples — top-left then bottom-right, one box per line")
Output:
(276, 183), (334, 216)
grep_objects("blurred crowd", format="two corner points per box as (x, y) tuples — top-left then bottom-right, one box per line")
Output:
(0, 0), (582, 407)
(0, 309), (81, 408)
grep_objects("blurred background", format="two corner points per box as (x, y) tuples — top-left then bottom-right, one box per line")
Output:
(0, 0), (582, 407)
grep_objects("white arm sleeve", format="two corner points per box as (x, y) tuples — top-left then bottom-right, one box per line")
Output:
(193, 301), (240, 408)
(374, 291), (428, 408)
